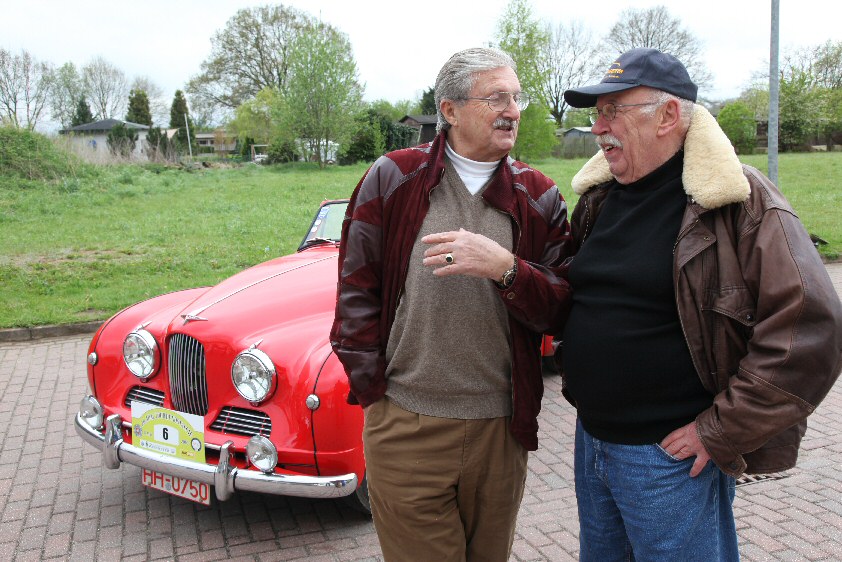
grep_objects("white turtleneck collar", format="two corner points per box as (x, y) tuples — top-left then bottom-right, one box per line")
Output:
(445, 142), (500, 195)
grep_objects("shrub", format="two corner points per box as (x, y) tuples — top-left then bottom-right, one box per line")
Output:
(717, 102), (757, 155)
(266, 139), (299, 164)
(145, 127), (176, 163)
(107, 123), (138, 158)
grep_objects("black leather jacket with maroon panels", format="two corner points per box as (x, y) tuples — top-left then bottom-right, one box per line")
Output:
(564, 106), (842, 476)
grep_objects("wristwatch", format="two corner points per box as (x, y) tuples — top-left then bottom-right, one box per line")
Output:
(495, 256), (518, 289)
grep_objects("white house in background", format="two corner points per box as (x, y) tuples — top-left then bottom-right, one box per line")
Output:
(59, 119), (150, 160)
(195, 130), (237, 154)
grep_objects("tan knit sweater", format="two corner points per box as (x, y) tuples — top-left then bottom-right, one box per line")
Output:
(385, 161), (514, 419)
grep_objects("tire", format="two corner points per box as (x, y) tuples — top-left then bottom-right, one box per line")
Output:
(342, 475), (371, 515)
(541, 355), (559, 376)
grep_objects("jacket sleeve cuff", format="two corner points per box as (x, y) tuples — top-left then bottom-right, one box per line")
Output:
(696, 408), (747, 477)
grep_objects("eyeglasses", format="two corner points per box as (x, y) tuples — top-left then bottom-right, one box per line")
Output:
(462, 91), (530, 112)
(586, 102), (659, 125)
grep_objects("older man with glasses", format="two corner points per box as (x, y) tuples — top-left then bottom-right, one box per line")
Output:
(559, 47), (842, 560)
(331, 47), (573, 561)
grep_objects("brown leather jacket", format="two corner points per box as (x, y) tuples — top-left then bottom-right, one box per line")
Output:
(564, 106), (842, 476)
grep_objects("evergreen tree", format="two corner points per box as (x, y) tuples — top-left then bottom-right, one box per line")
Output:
(169, 90), (195, 153)
(71, 97), (94, 127)
(240, 136), (256, 159)
(419, 87), (436, 115)
(145, 127), (173, 161)
(126, 89), (153, 126)
(106, 122), (138, 158)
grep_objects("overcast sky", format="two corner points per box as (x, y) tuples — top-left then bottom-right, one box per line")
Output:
(3, 0), (840, 116)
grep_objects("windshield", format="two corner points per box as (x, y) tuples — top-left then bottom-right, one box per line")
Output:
(298, 200), (349, 251)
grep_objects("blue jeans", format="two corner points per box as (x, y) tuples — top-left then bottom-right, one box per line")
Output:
(575, 420), (738, 561)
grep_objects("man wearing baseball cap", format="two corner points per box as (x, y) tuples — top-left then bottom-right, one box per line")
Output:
(558, 48), (842, 560)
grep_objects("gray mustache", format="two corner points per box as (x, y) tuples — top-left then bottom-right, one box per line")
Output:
(493, 118), (517, 130)
(595, 134), (623, 148)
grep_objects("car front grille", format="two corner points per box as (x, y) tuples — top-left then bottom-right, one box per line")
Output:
(124, 386), (165, 408)
(168, 333), (208, 416)
(210, 406), (272, 437)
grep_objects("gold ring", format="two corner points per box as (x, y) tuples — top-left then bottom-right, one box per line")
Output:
(445, 253), (454, 265)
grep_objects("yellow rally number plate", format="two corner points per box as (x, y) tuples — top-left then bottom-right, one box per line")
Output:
(131, 402), (209, 504)
(131, 402), (206, 462)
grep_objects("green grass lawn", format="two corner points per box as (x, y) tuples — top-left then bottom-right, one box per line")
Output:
(1, 152), (839, 329)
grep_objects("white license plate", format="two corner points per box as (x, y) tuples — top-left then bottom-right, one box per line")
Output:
(141, 468), (211, 505)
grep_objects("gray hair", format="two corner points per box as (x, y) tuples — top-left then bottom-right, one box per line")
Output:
(434, 47), (517, 133)
(641, 89), (695, 129)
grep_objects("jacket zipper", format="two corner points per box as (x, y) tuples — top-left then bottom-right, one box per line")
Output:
(581, 196), (592, 244)
(503, 208), (522, 415)
(673, 217), (708, 389)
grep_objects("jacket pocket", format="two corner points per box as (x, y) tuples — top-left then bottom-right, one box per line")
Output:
(707, 286), (758, 327)
(703, 287), (757, 389)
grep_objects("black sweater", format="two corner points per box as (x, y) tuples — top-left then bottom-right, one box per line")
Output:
(562, 151), (712, 444)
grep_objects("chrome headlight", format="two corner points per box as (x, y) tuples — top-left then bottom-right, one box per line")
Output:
(123, 329), (159, 380)
(231, 348), (277, 404)
(247, 435), (278, 473)
(79, 395), (104, 429)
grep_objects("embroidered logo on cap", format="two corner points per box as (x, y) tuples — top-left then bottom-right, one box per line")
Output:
(605, 61), (623, 79)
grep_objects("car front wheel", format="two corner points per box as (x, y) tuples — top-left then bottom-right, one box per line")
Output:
(342, 475), (371, 515)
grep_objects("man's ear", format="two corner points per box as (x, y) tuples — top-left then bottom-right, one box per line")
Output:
(656, 98), (682, 137)
(441, 99), (458, 128)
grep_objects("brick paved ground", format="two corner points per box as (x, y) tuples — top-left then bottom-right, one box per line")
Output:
(1, 263), (841, 561)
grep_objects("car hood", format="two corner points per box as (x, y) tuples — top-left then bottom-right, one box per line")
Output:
(160, 246), (340, 353)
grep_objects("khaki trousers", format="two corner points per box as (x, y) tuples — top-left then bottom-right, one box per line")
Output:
(362, 398), (528, 562)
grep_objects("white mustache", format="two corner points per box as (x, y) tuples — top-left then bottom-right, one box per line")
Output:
(493, 118), (517, 130)
(595, 134), (623, 149)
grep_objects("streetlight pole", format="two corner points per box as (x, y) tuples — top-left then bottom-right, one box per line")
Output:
(768, 0), (780, 185)
(184, 113), (193, 159)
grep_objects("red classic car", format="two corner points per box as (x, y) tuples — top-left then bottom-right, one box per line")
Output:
(75, 199), (369, 511)
(75, 199), (557, 512)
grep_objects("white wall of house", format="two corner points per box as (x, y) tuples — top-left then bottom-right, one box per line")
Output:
(65, 131), (149, 160)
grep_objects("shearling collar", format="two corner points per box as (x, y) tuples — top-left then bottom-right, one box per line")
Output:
(570, 105), (750, 210)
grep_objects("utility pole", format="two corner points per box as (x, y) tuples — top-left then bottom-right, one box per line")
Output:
(768, 0), (780, 185)
(184, 113), (193, 159)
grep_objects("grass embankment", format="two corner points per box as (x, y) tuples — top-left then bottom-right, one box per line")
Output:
(1, 129), (839, 329)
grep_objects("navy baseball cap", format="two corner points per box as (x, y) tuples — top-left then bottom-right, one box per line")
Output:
(564, 48), (698, 108)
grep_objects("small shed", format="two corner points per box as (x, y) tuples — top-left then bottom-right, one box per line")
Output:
(60, 119), (150, 160)
(399, 114), (438, 144)
(560, 127), (599, 158)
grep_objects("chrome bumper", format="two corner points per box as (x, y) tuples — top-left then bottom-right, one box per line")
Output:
(75, 412), (358, 502)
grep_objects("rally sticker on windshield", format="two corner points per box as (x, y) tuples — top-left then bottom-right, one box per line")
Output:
(131, 402), (206, 463)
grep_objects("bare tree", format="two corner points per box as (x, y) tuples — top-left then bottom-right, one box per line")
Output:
(812, 40), (842, 89)
(186, 5), (316, 114)
(538, 20), (601, 126)
(0, 48), (54, 130)
(82, 56), (128, 120)
(131, 76), (169, 126)
(186, 93), (227, 129)
(600, 5), (713, 92)
(786, 40), (842, 89)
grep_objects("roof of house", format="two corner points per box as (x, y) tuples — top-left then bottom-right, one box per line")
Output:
(61, 118), (150, 134)
(400, 114), (438, 125)
(195, 130), (234, 139)
(563, 127), (595, 136)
